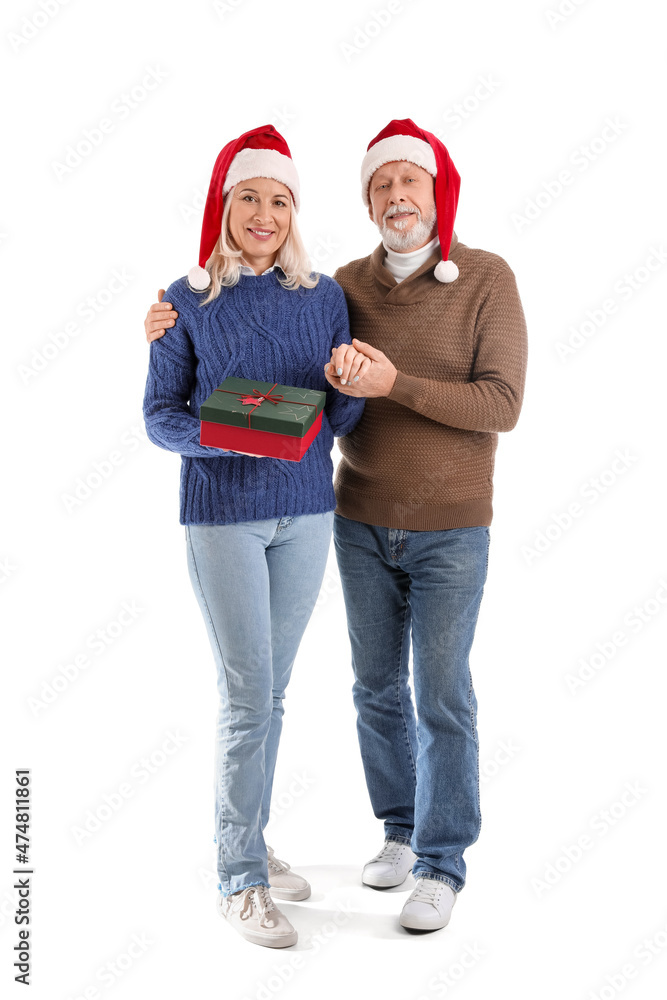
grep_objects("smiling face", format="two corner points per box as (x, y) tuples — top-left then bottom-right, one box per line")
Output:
(368, 160), (437, 252)
(226, 176), (292, 272)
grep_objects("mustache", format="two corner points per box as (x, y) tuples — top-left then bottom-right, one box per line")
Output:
(383, 204), (420, 222)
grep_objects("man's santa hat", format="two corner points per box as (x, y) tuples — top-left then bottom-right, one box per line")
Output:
(361, 118), (461, 283)
(188, 124), (300, 291)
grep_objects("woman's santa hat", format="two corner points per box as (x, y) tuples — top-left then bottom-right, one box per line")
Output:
(361, 118), (461, 283)
(188, 124), (300, 291)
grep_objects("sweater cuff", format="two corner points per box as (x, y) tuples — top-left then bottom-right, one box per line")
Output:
(387, 369), (426, 410)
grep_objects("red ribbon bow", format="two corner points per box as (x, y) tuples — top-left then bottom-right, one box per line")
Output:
(213, 382), (316, 428)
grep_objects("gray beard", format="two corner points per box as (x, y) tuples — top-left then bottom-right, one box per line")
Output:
(379, 207), (437, 252)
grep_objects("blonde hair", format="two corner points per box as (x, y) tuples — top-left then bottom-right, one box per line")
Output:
(195, 190), (319, 304)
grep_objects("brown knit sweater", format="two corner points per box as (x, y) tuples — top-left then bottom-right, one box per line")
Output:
(332, 231), (528, 530)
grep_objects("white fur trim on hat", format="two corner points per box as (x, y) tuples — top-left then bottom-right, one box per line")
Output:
(222, 147), (300, 212)
(434, 259), (459, 283)
(361, 134), (437, 206)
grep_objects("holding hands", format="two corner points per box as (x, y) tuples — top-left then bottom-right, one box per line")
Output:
(324, 338), (398, 398)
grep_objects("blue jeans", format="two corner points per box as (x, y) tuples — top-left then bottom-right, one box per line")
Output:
(185, 511), (334, 896)
(332, 514), (490, 893)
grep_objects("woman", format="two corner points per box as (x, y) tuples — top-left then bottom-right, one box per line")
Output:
(142, 125), (367, 949)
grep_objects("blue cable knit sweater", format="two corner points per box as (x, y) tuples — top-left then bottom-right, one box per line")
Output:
(142, 270), (366, 525)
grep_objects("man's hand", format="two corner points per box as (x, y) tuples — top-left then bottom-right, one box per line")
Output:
(145, 288), (179, 343)
(324, 338), (398, 398)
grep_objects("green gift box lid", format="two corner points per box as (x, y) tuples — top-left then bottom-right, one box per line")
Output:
(200, 377), (326, 439)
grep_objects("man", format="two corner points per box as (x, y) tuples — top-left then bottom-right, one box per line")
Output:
(144, 118), (527, 933)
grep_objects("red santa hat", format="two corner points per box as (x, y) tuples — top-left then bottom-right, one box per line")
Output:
(360, 118), (461, 283)
(188, 124), (300, 291)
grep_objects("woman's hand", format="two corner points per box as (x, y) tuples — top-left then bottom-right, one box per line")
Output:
(145, 288), (179, 343)
(324, 339), (398, 398)
(326, 343), (371, 386)
(218, 450), (267, 457)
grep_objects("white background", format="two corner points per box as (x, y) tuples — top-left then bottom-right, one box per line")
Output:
(2, 0), (666, 998)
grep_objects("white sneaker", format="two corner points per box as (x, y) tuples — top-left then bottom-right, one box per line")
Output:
(217, 884), (297, 948)
(362, 840), (417, 888)
(399, 877), (457, 930)
(266, 845), (311, 901)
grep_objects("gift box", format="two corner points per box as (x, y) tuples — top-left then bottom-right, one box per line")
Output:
(199, 377), (327, 461)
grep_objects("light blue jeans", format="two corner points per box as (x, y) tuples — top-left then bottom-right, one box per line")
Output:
(185, 511), (334, 896)
(333, 514), (490, 893)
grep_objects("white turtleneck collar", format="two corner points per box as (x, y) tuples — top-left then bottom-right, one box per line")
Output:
(383, 234), (440, 283)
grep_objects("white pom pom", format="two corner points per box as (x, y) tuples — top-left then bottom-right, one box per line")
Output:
(187, 265), (211, 290)
(434, 259), (459, 283)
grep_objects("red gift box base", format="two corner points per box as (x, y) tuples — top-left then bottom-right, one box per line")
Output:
(200, 411), (323, 462)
